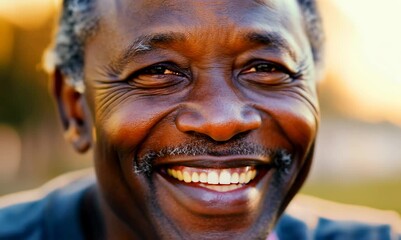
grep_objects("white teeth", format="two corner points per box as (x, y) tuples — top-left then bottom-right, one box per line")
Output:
(207, 172), (219, 184)
(245, 171), (252, 184)
(183, 171), (191, 183)
(199, 183), (243, 192)
(199, 172), (208, 183)
(239, 173), (246, 183)
(166, 166), (258, 188)
(231, 172), (239, 183)
(191, 172), (199, 183)
(219, 170), (231, 185)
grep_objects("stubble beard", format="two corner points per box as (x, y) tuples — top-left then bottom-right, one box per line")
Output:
(131, 138), (295, 239)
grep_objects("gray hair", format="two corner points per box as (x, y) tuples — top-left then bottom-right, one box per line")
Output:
(45, 0), (323, 92)
(45, 0), (98, 92)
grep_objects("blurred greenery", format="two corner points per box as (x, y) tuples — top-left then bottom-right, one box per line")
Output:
(0, 16), (93, 196)
(0, 22), (54, 128)
(301, 179), (401, 214)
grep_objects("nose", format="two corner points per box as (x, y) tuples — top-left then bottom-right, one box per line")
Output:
(175, 92), (262, 142)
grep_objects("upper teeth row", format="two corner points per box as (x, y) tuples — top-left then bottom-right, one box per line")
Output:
(167, 167), (257, 185)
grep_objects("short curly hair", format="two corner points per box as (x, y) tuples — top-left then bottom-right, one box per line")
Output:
(45, 0), (98, 92)
(45, 0), (324, 92)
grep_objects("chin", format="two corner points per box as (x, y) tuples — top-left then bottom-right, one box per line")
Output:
(138, 153), (306, 240)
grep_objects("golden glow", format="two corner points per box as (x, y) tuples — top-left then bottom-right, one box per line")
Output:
(0, 20), (13, 65)
(322, 0), (401, 126)
(0, 0), (60, 30)
(0, 125), (21, 180)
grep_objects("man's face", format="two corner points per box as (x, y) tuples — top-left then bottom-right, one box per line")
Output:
(81, 0), (319, 238)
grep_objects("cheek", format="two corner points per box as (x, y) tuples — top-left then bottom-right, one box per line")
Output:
(277, 101), (318, 151)
(255, 93), (319, 156)
(91, 97), (182, 226)
(96, 97), (180, 151)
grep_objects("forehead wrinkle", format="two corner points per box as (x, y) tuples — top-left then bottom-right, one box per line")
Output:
(109, 32), (186, 75)
(108, 28), (297, 75)
(246, 31), (297, 62)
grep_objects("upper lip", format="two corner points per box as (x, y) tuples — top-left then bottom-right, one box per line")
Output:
(152, 155), (272, 169)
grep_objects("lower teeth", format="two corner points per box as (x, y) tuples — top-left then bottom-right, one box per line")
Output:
(199, 183), (243, 192)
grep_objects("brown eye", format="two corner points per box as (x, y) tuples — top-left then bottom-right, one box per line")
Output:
(240, 62), (293, 86)
(140, 65), (183, 76)
(127, 64), (188, 90)
(243, 63), (278, 74)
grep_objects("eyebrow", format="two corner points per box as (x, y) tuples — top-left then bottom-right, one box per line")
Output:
(245, 32), (296, 60)
(109, 32), (186, 75)
(109, 31), (295, 75)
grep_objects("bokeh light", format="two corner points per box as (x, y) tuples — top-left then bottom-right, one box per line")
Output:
(323, 0), (401, 126)
(0, 0), (60, 30)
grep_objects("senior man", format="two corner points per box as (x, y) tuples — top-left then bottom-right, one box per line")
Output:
(1, 0), (400, 239)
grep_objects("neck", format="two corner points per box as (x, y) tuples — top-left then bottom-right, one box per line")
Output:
(91, 188), (158, 240)
(80, 185), (106, 240)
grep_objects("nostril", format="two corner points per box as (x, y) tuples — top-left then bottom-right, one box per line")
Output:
(175, 111), (204, 133)
(230, 131), (252, 141)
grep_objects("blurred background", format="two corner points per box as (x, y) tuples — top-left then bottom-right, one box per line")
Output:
(0, 0), (400, 214)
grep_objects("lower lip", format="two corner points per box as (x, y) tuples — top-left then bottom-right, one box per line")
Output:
(154, 168), (273, 216)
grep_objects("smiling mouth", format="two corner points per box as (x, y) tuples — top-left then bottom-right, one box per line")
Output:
(147, 155), (280, 216)
(139, 148), (292, 216)
(165, 166), (258, 192)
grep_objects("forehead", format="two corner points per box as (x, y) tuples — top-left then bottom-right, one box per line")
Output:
(93, 0), (306, 46)
(97, 0), (301, 28)
(85, 0), (310, 78)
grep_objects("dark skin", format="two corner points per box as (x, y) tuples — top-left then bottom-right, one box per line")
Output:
(53, 0), (320, 239)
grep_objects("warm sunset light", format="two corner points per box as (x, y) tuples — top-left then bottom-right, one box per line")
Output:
(322, 0), (401, 126)
(0, 0), (60, 30)
(0, 0), (400, 217)
(1, 0), (399, 127)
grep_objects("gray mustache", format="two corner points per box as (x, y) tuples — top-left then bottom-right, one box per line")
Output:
(134, 141), (292, 176)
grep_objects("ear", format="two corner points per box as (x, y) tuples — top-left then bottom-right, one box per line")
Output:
(51, 69), (92, 153)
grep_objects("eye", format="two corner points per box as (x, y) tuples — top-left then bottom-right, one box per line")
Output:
(242, 63), (279, 74)
(139, 65), (183, 76)
(127, 63), (188, 89)
(240, 62), (293, 86)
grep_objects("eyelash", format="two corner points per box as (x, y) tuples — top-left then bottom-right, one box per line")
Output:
(133, 63), (185, 77)
(123, 63), (189, 91)
(125, 61), (301, 89)
(238, 61), (302, 86)
(242, 61), (294, 76)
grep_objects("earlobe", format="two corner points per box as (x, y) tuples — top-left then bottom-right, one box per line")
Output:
(64, 118), (91, 152)
(51, 68), (92, 153)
